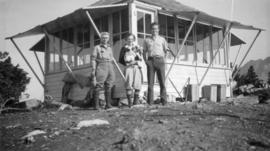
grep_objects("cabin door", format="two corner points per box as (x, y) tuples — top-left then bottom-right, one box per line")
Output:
(136, 8), (155, 82)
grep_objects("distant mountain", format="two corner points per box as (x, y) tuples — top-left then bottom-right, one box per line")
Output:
(238, 57), (270, 82)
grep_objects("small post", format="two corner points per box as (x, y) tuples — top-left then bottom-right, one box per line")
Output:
(232, 44), (242, 70)
(168, 77), (182, 98)
(10, 38), (45, 88)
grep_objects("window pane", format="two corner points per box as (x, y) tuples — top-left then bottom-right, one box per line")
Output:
(94, 19), (100, 39)
(196, 23), (211, 64)
(145, 13), (152, 34)
(84, 27), (90, 48)
(166, 38), (176, 61)
(77, 28), (83, 45)
(54, 32), (61, 71)
(179, 20), (193, 40)
(113, 35), (121, 59)
(76, 25), (91, 67)
(212, 27), (225, 65)
(49, 35), (54, 72)
(121, 9), (129, 32)
(113, 12), (120, 33)
(100, 16), (108, 32)
(137, 11), (144, 33)
(62, 28), (75, 69)
(158, 14), (167, 36)
(137, 34), (144, 46)
(121, 32), (128, 41)
(167, 16), (174, 37)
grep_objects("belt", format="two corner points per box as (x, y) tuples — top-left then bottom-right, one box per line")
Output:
(96, 59), (112, 63)
(148, 56), (164, 60)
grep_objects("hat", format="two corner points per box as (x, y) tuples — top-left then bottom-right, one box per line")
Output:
(100, 32), (110, 37)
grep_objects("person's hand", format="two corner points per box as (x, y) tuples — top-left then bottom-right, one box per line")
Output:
(91, 70), (95, 77)
(91, 76), (96, 87)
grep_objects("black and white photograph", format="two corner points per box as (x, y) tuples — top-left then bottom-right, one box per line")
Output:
(0, 0), (270, 150)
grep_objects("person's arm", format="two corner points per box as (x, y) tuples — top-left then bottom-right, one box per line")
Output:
(124, 51), (137, 66)
(167, 47), (176, 58)
(142, 40), (148, 61)
(163, 38), (176, 58)
(90, 46), (98, 77)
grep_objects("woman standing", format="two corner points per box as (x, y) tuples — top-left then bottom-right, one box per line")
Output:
(119, 33), (143, 108)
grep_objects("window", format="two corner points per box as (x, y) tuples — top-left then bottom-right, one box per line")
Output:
(137, 9), (154, 47)
(195, 23), (211, 64)
(112, 9), (129, 59)
(158, 14), (176, 61)
(61, 28), (75, 69)
(94, 15), (109, 45)
(212, 27), (226, 65)
(177, 19), (195, 63)
(48, 32), (61, 73)
(76, 24), (91, 67)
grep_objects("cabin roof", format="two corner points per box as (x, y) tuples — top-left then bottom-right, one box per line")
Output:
(6, 0), (264, 40)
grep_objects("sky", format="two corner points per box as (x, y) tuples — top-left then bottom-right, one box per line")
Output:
(0, 0), (269, 100)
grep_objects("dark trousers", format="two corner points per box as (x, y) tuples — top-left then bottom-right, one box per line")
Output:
(146, 57), (167, 104)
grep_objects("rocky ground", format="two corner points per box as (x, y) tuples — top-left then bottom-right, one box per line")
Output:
(1, 96), (270, 151)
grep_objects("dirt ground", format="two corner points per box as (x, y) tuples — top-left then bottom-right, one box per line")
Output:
(1, 96), (270, 151)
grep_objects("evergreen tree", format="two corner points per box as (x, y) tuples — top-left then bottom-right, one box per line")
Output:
(245, 65), (259, 86)
(0, 51), (30, 103)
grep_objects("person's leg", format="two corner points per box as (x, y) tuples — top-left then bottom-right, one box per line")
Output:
(126, 89), (133, 108)
(155, 58), (167, 105)
(93, 85), (102, 110)
(133, 66), (142, 105)
(134, 89), (140, 105)
(61, 83), (72, 103)
(104, 63), (115, 109)
(147, 59), (155, 105)
(125, 67), (134, 108)
(94, 63), (107, 110)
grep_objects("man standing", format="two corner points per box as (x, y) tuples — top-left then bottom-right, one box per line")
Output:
(91, 32), (115, 110)
(143, 22), (170, 105)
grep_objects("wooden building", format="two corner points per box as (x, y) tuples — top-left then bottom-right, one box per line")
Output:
(6, 0), (263, 102)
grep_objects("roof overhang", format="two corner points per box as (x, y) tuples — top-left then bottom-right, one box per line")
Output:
(6, 3), (128, 39)
(6, 0), (264, 41)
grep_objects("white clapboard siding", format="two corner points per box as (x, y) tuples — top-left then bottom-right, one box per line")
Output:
(166, 63), (231, 97)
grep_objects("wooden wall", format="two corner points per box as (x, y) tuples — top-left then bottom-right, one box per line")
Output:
(45, 67), (91, 101)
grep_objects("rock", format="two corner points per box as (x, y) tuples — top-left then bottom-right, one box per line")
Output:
(149, 109), (158, 113)
(58, 104), (73, 111)
(133, 128), (142, 140)
(6, 124), (21, 129)
(119, 98), (128, 106)
(72, 119), (110, 130)
(21, 130), (46, 144)
(24, 135), (35, 144)
(21, 130), (46, 139)
(158, 119), (169, 124)
(14, 98), (42, 110)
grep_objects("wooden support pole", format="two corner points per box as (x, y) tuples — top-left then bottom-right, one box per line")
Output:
(198, 24), (232, 86)
(232, 44), (242, 70)
(232, 30), (261, 79)
(43, 29), (83, 88)
(165, 13), (199, 80)
(168, 77), (182, 98)
(85, 10), (126, 81)
(33, 51), (45, 76)
(10, 38), (45, 88)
